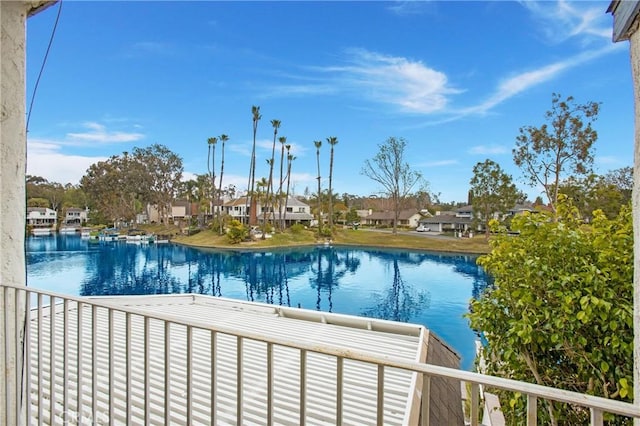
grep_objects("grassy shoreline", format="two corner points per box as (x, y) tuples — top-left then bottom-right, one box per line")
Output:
(162, 227), (491, 255)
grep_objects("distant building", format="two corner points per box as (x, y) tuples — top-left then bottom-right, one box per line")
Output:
(63, 207), (88, 226)
(27, 207), (57, 229)
(363, 209), (422, 228)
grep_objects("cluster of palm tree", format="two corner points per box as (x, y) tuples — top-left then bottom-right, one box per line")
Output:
(314, 136), (339, 237)
(207, 134), (229, 234)
(206, 105), (337, 237)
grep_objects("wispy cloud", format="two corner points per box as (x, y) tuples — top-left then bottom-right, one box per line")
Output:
(332, 48), (461, 114)
(468, 145), (508, 155)
(66, 122), (145, 144)
(420, 159), (458, 167)
(521, 0), (611, 44)
(387, 1), (436, 17)
(462, 44), (622, 115)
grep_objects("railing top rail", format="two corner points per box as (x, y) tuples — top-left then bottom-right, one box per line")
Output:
(5, 282), (640, 419)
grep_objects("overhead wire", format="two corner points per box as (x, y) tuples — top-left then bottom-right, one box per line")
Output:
(26, 0), (63, 133)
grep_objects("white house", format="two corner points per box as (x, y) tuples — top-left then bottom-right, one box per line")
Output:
(63, 207), (88, 226)
(27, 207), (57, 233)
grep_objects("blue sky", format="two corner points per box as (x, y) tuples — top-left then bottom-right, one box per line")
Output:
(26, 0), (633, 203)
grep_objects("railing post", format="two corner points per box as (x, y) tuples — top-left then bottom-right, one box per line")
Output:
(590, 407), (604, 426)
(377, 364), (384, 426)
(300, 349), (307, 426)
(336, 357), (344, 426)
(421, 374), (430, 426)
(527, 394), (537, 425)
(471, 382), (479, 426)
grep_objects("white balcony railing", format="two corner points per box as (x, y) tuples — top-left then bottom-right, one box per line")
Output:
(2, 283), (640, 425)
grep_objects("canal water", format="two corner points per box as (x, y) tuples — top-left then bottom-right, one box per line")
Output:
(26, 234), (490, 370)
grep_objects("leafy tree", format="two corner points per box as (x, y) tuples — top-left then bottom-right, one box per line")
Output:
(469, 159), (520, 236)
(132, 144), (183, 226)
(558, 170), (632, 220)
(327, 136), (338, 232)
(81, 153), (144, 226)
(27, 197), (49, 208)
(604, 166), (633, 203)
(361, 137), (424, 234)
(467, 201), (633, 424)
(513, 93), (600, 214)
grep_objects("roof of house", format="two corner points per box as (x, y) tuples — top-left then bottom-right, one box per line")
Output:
(421, 215), (472, 225)
(366, 209), (420, 221)
(607, 0), (640, 42)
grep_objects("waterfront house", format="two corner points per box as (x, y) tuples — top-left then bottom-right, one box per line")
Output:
(26, 207), (57, 233)
(363, 209), (423, 228)
(63, 207), (88, 226)
(223, 196), (314, 226)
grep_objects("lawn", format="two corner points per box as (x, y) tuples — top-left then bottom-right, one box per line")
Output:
(170, 227), (490, 254)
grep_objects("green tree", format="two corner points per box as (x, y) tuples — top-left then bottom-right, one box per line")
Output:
(132, 144), (184, 226)
(467, 201), (633, 424)
(81, 153), (143, 226)
(469, 159), (520, 236)
(361, 137), (424, 234)
(513, 93), (600, 214)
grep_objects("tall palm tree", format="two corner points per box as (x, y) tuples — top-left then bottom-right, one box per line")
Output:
(207, 137), (218, 220)
(314, 140), (322, 238)
(246, 106), (261, 225)
(277, 136), (287, 229)
(284, 148), (295, 229)
(262, 158), (274, 238)
(217, 134), (229, 234)
(326, 136), (338, 231)
(265, 119), (280, 232)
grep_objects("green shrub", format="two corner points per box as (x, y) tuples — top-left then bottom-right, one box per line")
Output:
(226, 220), (248, 244)
(290, 223), (304, 233)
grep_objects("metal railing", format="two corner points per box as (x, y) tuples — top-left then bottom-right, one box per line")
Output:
(2, 283), (640, 425)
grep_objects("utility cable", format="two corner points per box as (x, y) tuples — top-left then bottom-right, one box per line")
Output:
(26, 0), (63, 133)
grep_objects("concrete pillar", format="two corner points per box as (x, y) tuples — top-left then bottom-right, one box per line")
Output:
(1, 3), (29, 423)
(631, 27), (640, 424)
(1, 2), (56, 423)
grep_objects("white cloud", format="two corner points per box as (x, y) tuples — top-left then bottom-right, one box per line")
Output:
(464, 44), (622, 115)
(421, 159), (458, 167)
(521, 0), (611, 44)
(336, 48), (461, 114)
(468, 145), (508, 155)
(27, 138), (107, 185)
(66, 122), (145, 144)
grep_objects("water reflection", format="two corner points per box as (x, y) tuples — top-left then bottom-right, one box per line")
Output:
(26, 235), (490, 369)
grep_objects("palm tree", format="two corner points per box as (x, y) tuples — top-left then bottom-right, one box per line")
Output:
(265, 119), (280, 233)
(326, 136), (338, 231)
(314, 140), (322, 238)
(217, 134), (229, 234)
(207, 137), (218, 220)
(262, 158), (274, 239)
(277, 136), (287, 229)
(247, 106), (261, 225)
(284, 148), (295, 229)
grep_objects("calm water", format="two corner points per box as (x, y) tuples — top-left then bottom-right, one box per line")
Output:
(26, 234), (489, 369)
